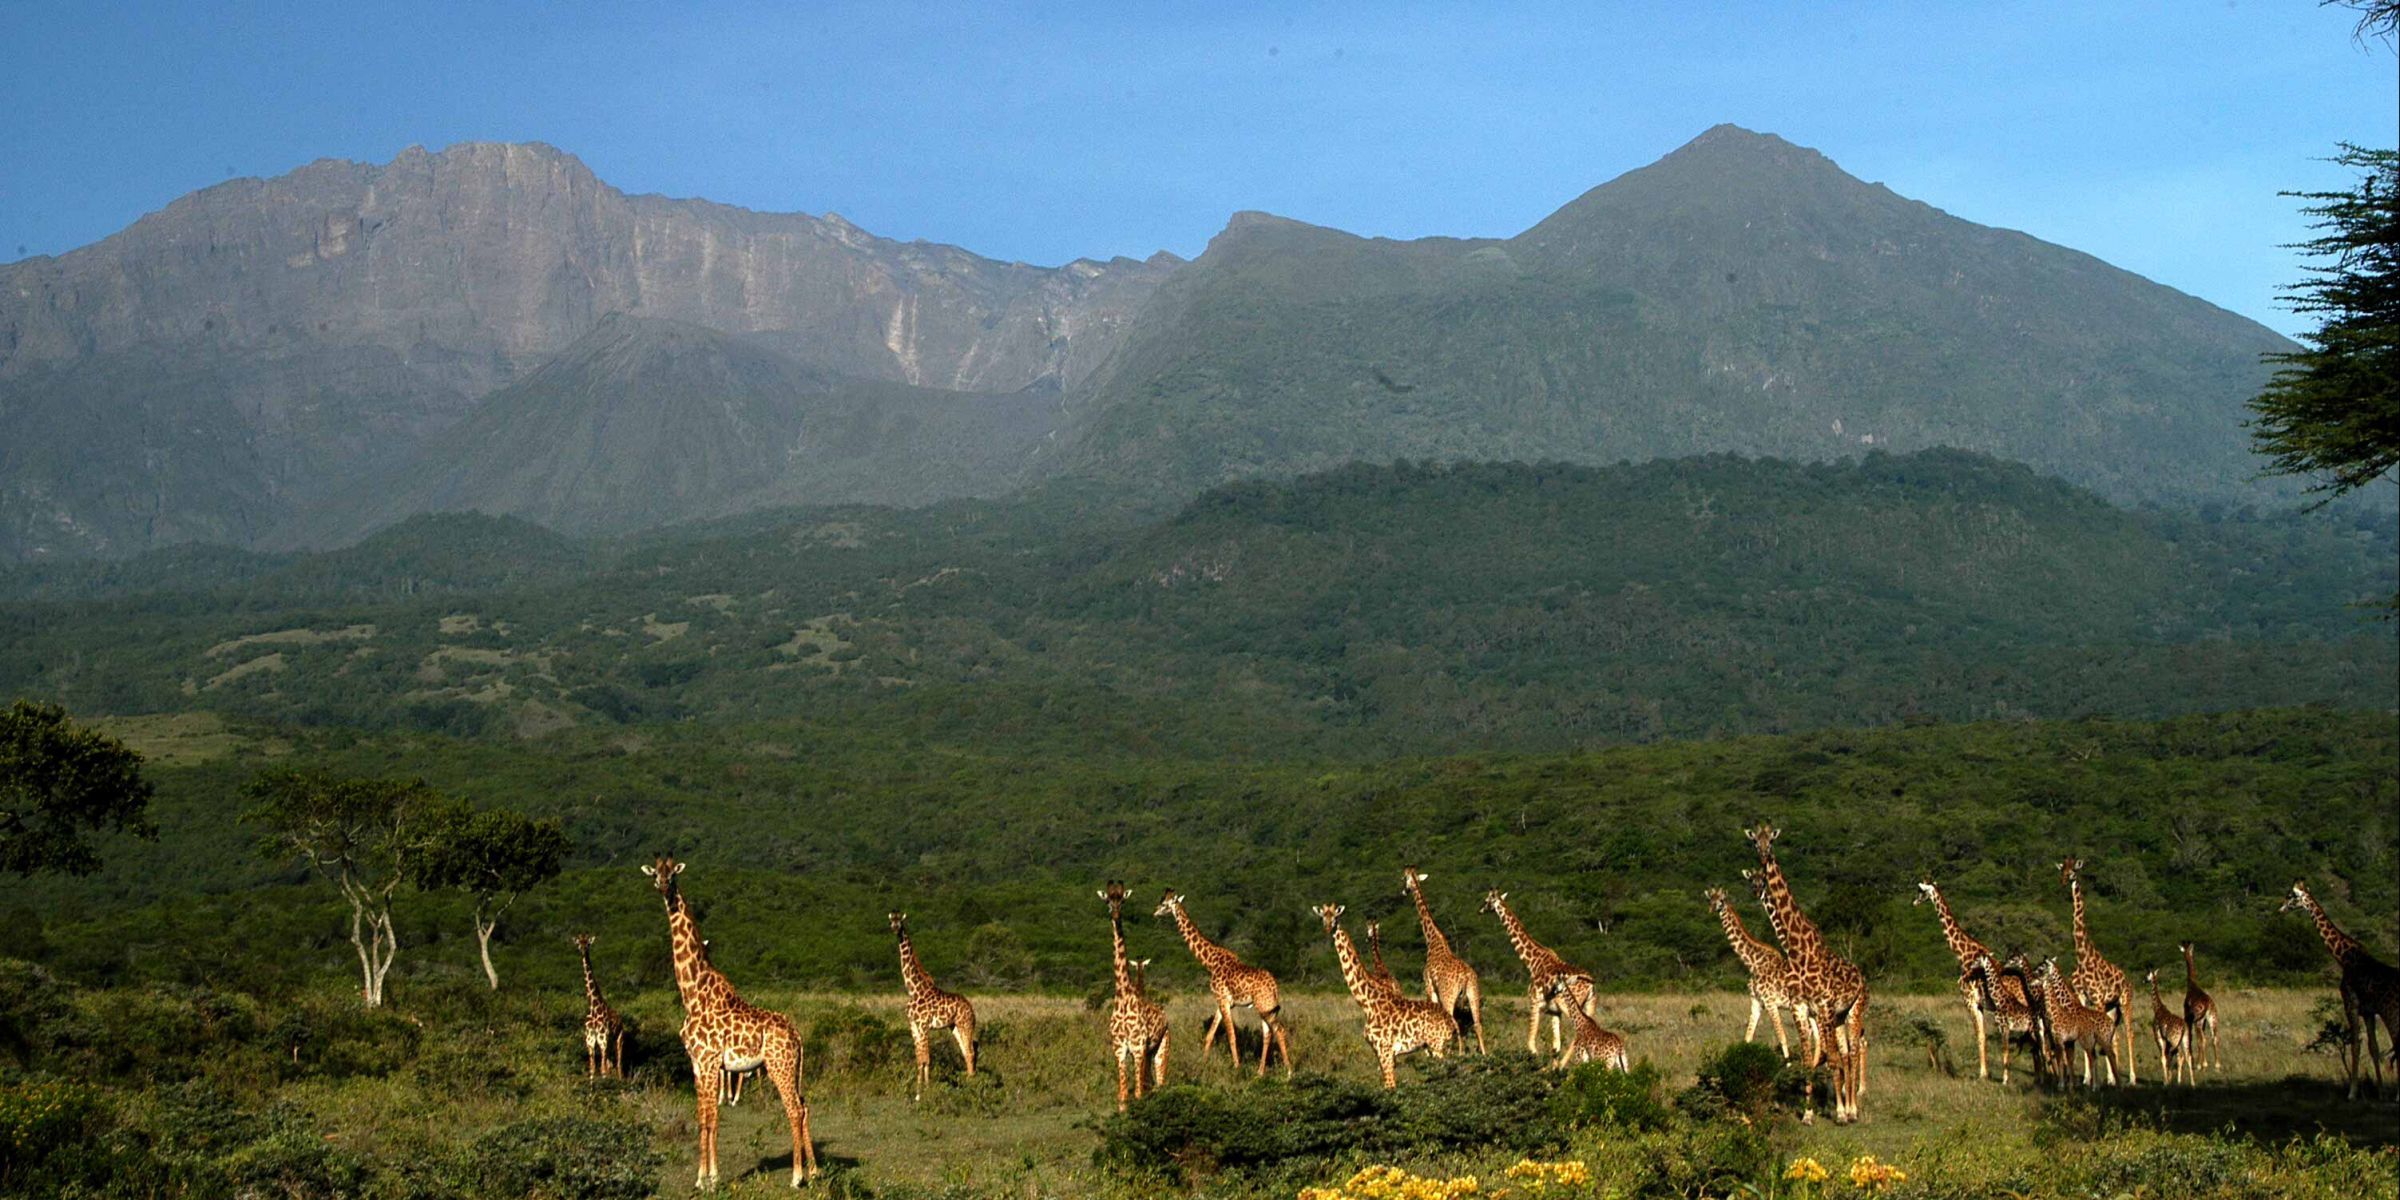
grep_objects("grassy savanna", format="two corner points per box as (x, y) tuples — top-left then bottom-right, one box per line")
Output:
(7, 971), (2392, 1199)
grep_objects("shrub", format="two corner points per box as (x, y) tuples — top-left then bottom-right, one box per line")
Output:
(1550, 1059), (1671, 1132)
(1680, 1041), (1806, 1124)
(806, 1005), (909, 1078)
(0, 1077), (112, 1193)
(218, 1127), (374, 1199)
(0, 959), (88, 1068)
(454, 1116), (664, 1200)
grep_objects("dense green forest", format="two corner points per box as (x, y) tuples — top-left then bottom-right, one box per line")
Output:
(2, 451), (2392, 759)
(22, 706), (2394, 1002)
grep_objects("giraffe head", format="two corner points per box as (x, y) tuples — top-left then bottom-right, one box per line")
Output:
(1743, 824), (1781, 857)
(2144, 968), (2160, 987)
(1099, 880), (1128, 919)
(639, 855), (685, 908)
(572, 932), (596, 952)
(2279, 879), (2313, 913)
(1131, 957), (1153, 988)
(888, 911), (909, 938)
(1913, 878), (1941, 907)
(1479, 889), (1509, 916)
(1365, 919), (1381, 943)
(1312, 902), (1346, 933)
(2057, 857), (2085, 885)
(1153, 889), (1186, 920)
(1741, 868), (1771, 905)
(1702, 886), (1730, 915)
(1402, 866), (1427, 896)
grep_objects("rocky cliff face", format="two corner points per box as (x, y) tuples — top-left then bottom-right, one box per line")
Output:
(0, 142), (1178, 559)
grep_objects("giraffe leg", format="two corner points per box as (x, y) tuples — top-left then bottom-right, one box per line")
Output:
(1972, 1003), (1989, 1081)
(953, 1023), (976, 1078)
(690, 1059), (720, 1190)
(2367, 1011), (2387, 1100)
(1151, 1029), (1171, 1093)
(1220, 1000), (1242, 1071)
(1465, 979), (1487, 1054)
(1526, 987), (1543, 1056)
(762, 1049), (814, 1186)
(586, 1040), (597, 1078)
(614, 1031), (625, 1078)
(2342, 990), (2363, 1099)
(910, 1022), (931, 1101)
(1116, 1048), (1131, 1111)
(1770, 1003), (1791, 1060)
(1745, 996), (1762, 1044)
(1200, 1008), (1224, 1064)
(1377, 1045), (1397, 1089)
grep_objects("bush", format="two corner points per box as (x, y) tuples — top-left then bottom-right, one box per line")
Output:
(806, 1005), (909, 1078)
(453, 1116), (664, 1200)
(218, 1127), (374, 1199)
(0, 959), (88, 1068)
(1679, 1041), (1807, 1125)
(1550, 1059), (1671, 1132)
(0, 1077), (112, 1193)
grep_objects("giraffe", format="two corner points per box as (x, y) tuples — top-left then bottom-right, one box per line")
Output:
(2145, 969), (2192, 1085)
(1967, 952), (2048, 1086)
(1155, 890), (1291, 1077)
(1101, 882), (1169, 1111)
(573, 933), (625, 1079)
(1403, 867), (1487, 1053)
(1541, 973), (1630, 1071)
(1313, 903), (1456, 1087)
(1479, 889), (1596, 1055)
(641, 857), (816, 1189)
(2033, 956), (2121, 1087)
(1914, 878), (2027, 1081)
(1364, 920), (1403, 998)
(1743, 824), (1867, 1124)
(2281, 879), (2400, 1100)
(2057, 858), (2139, 1085)
(1705, 885), (1798, 1060)
(890, 912), (978, 1102)
(2179, 942), (2222, 1072)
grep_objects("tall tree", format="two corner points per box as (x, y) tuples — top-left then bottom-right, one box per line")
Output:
(242, 771), (450, 1007)
(411, 806), (569, 989)
(0, 700), (155, 875)
(2252, 145), (2400, 510)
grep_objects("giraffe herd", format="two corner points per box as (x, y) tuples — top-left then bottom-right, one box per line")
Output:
(576, 845), (2390, 1188)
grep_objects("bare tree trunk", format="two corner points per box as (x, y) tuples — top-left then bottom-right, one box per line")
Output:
(476, 916), (499, 990)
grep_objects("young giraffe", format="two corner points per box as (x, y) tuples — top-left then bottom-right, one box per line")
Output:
(2179, 942), (2222, 1072)
(1914, 879), (2027, 1082)
(1402, 867), (1488, 1053)
(573, 933), (626, 1079)
(2057, 858), (2139, 1085)
(889, 912), (978, 1102)
(1479, 890), (1596, 1056)
(1314, 903), (1456, 1087)
(1743, 824), (1868, 1124)
(1705, 886), (1798, 1060)
(1154, 890), (1292, 1077)
(1541, 973), (1631, 1071)
(1100, 882), (1169, 1111)
(2145, 969), (2193, 1085)
(1968, 952), (2048, 1086)
(2281, 879), (2400, 1100)
(641, 857), (817, 1189)
(2035, 956), (2122, 1087)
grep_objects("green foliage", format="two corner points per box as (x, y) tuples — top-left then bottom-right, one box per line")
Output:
(411, 804), (569, 987)
(1679, 1040), (1806, 1124)
(0, 698), (156, 874)
(1548, 1058), (1672, 1131)
(452, 1116), (664, 1200)
(2253, 146), (2400, 513)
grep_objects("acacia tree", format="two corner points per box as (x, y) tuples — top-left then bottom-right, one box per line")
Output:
(242, 770), (449, 1008)
(0, 699), (156, 875)
(411, 806), (568, 989)
(2252, 144), (2400, 511)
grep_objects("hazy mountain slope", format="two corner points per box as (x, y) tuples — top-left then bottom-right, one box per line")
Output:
(1056, 126), (2296, 509)
(300, 314), (1057, 540)
(0, 142), (1174, 558)
(5, 451), (2388, 754)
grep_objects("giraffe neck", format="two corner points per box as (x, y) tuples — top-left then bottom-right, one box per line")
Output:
(1494, 900), (1550, 969)
(2302, 895), (2366, 966)
(1928, 889), (1988, 967)
(664, 893), (720, 1011)
(1368, 926), (1391, 976)
(1406, 881), (1455, 956)
(2150, 976), (2173, 1020)
(1328, 925), (1378, 1006)
(1167, 905), (1225, 970)
(1755, 856), (1827, 973)
(2068, 876), (2096, 956)
(2183, 943), (2200, 988)
(897, 931), (935, 995)
(578, 944), (605, 1010)
(1714, 901), (1778, 968)
(1110, 906), (1138, 1000)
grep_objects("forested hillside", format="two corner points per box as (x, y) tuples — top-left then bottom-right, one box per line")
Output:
(3, 451), (2389, 757)
(27, 708), (2395, 1000)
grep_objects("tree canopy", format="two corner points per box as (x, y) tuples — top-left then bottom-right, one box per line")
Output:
(0, 699), (156, 875)
(411, 805), (569, 988)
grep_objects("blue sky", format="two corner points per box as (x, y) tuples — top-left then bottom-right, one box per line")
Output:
(1, 2), (2390, 336)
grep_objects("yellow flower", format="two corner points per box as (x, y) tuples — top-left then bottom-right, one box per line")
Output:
(1846, 1155), (1906, 1192)
(1784, 1156), (1830, 1183)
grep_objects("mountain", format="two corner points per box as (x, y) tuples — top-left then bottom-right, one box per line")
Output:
(298, 313), (1058, 540)
(1054, 126), (2296, 509)
(6, 450), (2388, 754)
(0, 127), (2322, 562)
(0, 142), (1175, 559)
